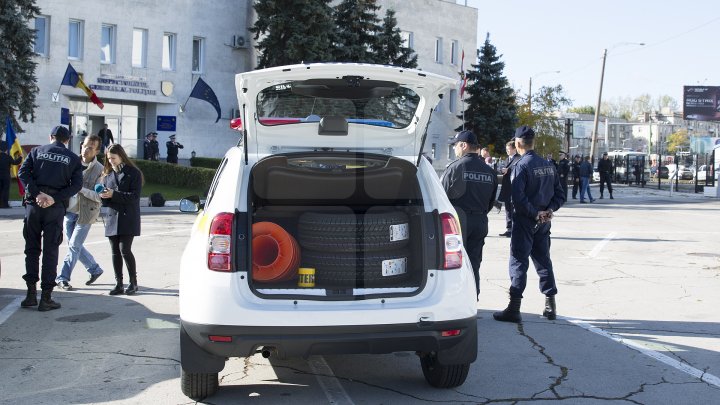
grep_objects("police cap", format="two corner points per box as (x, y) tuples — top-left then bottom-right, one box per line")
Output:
(450, 130), (478, 145)
(514, 125), (535, 140)
(51, 125), (70, 140)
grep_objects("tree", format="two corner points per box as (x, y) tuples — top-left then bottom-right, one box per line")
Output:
(568, 106), (595, 115)
(457, 33), (517, 153)
(250, 0), (335, 69)
(598, 94), (679, 120)
(666, 128), (690, 154)
(373, 9), (417, 68)
(0, 0), (40, 133)
(333, 0), (381, 63)
(516, 85), (570, 155)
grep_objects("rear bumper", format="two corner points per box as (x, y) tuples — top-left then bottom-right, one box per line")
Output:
(180, 317), (478, 373)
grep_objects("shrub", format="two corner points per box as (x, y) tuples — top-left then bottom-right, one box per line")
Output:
(133, 159), (215, 189)
(190, 156), (222, 170)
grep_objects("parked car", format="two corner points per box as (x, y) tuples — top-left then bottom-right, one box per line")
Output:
(678, 165), (694, 180)
(593, 168), (600, 182)
(178, 64), (478, 400)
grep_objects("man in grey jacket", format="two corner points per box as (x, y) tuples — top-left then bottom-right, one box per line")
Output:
(56, 135), (105, 290)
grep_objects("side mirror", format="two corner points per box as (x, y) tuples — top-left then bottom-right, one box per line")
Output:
(230, 117), (243, 131)
(179, 195), (202, 213)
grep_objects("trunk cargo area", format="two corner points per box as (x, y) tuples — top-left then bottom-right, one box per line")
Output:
(246, 153), (437, 297)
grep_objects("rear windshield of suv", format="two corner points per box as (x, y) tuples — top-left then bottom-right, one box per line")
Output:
(256, 77), (420, 129)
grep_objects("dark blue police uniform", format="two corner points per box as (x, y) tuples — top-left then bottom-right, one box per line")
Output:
(18, 135), (82, 292)
(441, 131), (498, 297)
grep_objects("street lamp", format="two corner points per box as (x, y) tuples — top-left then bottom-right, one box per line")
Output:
(589, 42), (645, 164)
(528, 70), (560, 110)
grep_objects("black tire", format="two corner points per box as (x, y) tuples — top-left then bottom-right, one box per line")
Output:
(181, 369), (219, 400)
(298, 211), (410, 253)
(302, 249), (410, 287)
(420, 352), (470, 388)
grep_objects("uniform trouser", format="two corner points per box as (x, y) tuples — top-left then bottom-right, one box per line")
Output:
(0, 176), (10, 207)
(508, 215), (557, 299)
(599, 173), (613, 195)
(457, 210), (488, 297)
(560, 176), (568, 201)
(572, 178), (579, 198)
(22, 203), (65, 291)
(504, 201), (513, 231)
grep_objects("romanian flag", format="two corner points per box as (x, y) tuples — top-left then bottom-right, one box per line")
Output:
(61, 63), (104, 109)
(5, 116), (25, 195)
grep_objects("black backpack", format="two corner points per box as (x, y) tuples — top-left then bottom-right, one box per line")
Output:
(149, 193), (166, 207)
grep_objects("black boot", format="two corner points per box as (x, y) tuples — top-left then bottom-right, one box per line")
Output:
(542, 296), (557, 320)
(109, 282), (124, 295)
(493, 296), (522, 323)
(21, 283), (38, 308)
(124, 276), (138, 295)
(609, 192), (614, 200)
(38, 290), (61, 312)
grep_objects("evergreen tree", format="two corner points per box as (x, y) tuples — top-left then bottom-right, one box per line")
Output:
(333, 0), (381, 63)
(250, 0), (335, 69)
(0, 0), (39, 133)
(457, 33), (517, 152)
(373, 9), (417, 68)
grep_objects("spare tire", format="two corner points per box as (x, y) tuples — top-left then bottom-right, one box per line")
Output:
(298, 211), (410, 253)
(302, 248), (411, 287)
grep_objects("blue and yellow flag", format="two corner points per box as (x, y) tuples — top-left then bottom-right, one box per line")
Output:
(5, 116), (25, 195)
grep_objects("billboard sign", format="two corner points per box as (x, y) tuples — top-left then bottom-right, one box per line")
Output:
(683, 86), (720, 121)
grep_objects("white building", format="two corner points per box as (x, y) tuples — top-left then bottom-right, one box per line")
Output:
(25, 0), (476, 167)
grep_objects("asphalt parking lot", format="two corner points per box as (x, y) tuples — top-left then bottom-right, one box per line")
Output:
(1, 185), (719, 404)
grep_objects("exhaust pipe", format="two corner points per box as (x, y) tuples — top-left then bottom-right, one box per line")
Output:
(258, 347), (276, 358)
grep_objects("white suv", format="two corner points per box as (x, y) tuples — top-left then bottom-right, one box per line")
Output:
(178, 63), (478, 400)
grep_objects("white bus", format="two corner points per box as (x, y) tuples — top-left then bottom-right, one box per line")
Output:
(606, 150), (650, 185)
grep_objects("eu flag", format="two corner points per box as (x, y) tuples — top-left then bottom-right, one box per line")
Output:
(189, 78), (221, 123)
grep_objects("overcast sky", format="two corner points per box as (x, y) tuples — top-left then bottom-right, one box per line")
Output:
(460, 0), (719, 109)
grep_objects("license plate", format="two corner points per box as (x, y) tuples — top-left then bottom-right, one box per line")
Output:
(389, 223), (409, 241)
(382, 257), (407, 276)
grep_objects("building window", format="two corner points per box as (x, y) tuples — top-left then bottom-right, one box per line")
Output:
(132, 28), (147, 68)
(449, 89), (457, 113)
(434, 37), (443, 63)
(192, 37), (205, 73)
(162, 33), (176, 71)
(68, 19), (84, 60)
(400, 31), (414, 49)
(34, 16), (50, 56)
(450, 40), (459, 65)
(431, 143), (437, 160)
(100, 24), (116, 64)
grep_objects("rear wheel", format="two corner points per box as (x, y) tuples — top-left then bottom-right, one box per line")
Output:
(181, 369), (219, 400)
(419, 352), (470, 388)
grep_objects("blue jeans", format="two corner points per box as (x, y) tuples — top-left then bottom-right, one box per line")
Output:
(56, 212), (103, 283)
(580, 177), (594, 201)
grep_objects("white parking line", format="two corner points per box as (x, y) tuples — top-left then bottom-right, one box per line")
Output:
(0, 297), (22, 326)
(588, 232), (616, 258)
(308, 356), (354, 405)
(564, 316), (720, 388)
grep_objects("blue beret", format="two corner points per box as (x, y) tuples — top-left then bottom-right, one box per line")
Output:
(514, 126), (535, 140)
(450, 130), (478, 145)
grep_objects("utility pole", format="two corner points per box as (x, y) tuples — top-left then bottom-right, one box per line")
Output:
(589, 48), (607, 165)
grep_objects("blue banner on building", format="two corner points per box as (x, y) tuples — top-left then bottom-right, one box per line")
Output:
(157, 115), (177, 131)
(60, 108), (70, 125)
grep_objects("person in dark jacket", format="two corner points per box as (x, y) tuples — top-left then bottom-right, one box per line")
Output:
(97, 124), (114, 152)
(0, 140), (23, 208)
(571, 155), (581, 199)
(598, 152), (614, 199)
(17, 126), (83, 311)
(493, 126), (565, 323)
(142, 133), (154, 160)
(578, 156), (595, 203)
(100, 143), (143, 295)
(498, 140), (521, 237)
(441, 130), (498, 299)
(557, 152), (570, 201)
(165, 134), (184, 164)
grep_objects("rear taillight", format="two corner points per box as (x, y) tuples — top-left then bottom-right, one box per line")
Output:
(440, 213), (462, 269)
(208, 212), (234, 272)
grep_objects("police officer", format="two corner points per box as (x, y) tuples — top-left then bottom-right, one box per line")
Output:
(571, 154), (581, 199)
(165, 134), (184, 164)
(498, 140), (521, 237)
(557, 151), (570, 201)
(598, 151), (614, 199)
(17, 125), (83, 311)
(441, 130), (498, 299)
(493, 126), (565, 323)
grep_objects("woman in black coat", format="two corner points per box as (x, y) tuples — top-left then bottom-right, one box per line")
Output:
(100, 144), (143, 295)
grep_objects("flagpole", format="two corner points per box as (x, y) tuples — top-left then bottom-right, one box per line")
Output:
(180, 77), (198, 113)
